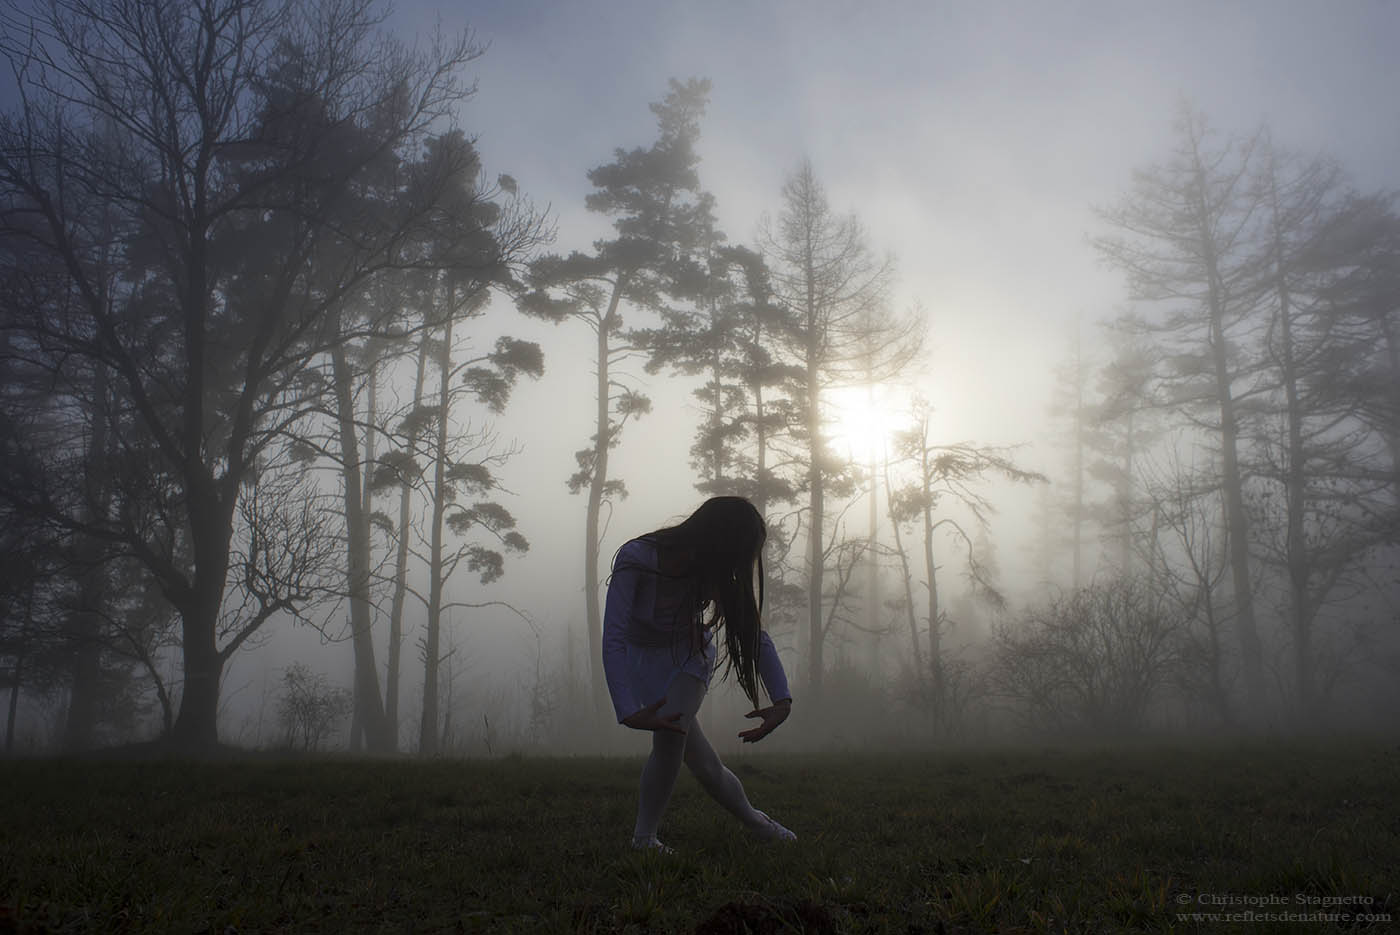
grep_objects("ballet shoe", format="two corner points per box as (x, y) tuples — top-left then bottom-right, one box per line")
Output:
(750, 810), (797, 842)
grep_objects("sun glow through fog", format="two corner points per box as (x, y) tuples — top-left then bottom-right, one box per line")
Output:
(826, 385), (901, 463)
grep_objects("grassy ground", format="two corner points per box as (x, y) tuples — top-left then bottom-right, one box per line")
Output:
(1, 742), (1396, 933)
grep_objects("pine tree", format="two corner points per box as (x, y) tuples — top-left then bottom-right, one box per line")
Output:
(519, 79), (713, 717)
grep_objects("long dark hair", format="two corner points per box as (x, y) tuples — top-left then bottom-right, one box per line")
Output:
(638, 496), (768, 707)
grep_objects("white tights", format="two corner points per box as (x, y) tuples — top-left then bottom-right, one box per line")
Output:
(632, 673), (766, 843)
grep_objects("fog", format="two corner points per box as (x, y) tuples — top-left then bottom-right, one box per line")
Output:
(3, 0), (1399, 756)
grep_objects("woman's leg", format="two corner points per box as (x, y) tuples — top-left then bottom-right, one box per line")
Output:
(632, 673), (707, 843)
(681, 713), (767, 829)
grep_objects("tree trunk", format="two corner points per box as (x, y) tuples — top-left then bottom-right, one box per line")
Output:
(920, 438), (943, 715)
(883, 456), (924, 693)
(331, 340), (391, 754)
(1072, 336), (1085, 590)
(1119, 411), (1136, 573)
(1201, 579), (1232, 726)
(5, 595), (27, 753)
(753, 375), (769, 519)
(1379, 313), (1400, 491)
(805, 358), (824, 702)
(169, 556), (229, 750)
(170, 641), (223, 749)
(167, 160), (234, 753)
(169, 412), (240, 751)
(420, 306), (454, 756)
(62, 578), (104, 751)
(5, 654), (19, 754)
(387, 330), (431, 751)
(63, 359), (110, 752)
(358, 356), (380, 747)
(1208, 299), (1264, 712)
(748, 296), (772, 520)
(1267, 175), (1315, 718)
(166, 481), (240, 752)
(802, 206), (826, 703)
(584, 277), (626, 719)
(708, 298), (725, 486)
(865, 382), (880, 671)
(1193, 157), (1265, 713)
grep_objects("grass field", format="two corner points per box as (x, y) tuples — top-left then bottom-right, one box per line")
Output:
(1, 742), (1396, 933)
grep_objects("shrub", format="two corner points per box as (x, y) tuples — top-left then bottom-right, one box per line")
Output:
(992, 577), (1182, 734)
(276, 663), (352, 751)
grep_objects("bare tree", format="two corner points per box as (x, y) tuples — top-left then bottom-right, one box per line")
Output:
(759, 160), (922, 701)
(0, 0), (501, 749)
(1140, 444), (1236, 726)
(886, 399), (1043, 721)
(1094, 105), (1268, 712)
(1246, 139), (1398, 716)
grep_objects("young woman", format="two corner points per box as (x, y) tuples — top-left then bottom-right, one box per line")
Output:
(602, 496), (796, 852)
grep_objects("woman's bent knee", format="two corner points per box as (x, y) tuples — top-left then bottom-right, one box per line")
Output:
(651, 729), (687, 761)
(684, 745), (723, 786)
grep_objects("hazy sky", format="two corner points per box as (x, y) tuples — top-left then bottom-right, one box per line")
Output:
(233, 0), (1400, 724)
(407, 0), (1400, 445)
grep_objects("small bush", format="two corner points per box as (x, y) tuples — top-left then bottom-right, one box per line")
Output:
(992, 577), (1181, 734)
(276, 662), (351, 751)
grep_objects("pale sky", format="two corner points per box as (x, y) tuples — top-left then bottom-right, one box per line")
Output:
(235, 0), (1400, 733)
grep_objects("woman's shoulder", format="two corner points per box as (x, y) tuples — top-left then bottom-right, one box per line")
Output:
(613, 537), (658, 570)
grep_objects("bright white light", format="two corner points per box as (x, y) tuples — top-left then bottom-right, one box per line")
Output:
(826, 385), (898, 461)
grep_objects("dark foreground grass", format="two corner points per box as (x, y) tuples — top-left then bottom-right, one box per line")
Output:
(1, 742), (1397, 933)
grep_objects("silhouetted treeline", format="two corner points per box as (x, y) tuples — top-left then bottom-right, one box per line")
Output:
(1021, 106), (1400, 732)
(3, 3), (1395, 755)
(0, 0), (547, 752)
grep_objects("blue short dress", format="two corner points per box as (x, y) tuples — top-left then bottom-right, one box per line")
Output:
(601, 538), (791, 723)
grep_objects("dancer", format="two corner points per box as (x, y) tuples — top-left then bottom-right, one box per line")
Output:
(602, 496), (797, 852)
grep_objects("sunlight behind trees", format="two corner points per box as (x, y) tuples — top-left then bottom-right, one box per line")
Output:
(826, 385), (902, 466)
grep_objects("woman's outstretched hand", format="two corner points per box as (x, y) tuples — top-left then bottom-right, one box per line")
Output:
(739, 699), (792, 743)
(621, 698), (687, 734)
